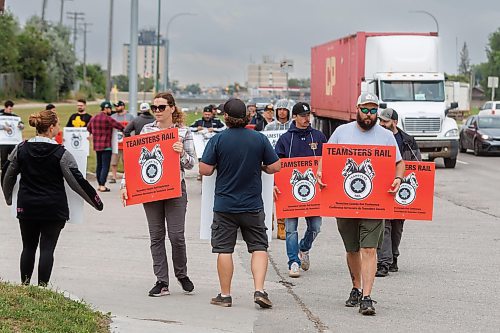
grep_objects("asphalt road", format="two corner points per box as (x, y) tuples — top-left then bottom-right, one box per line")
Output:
(0, 152), (499, 332)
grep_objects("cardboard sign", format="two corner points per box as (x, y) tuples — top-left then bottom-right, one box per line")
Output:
(321, 144), (396, 218)
(274, 157), (321, 219)
(262, 130), (286, 148)
(123, 128), (181, 206)
(200, 172), (274, 242)
(63, 127), (90, 156)
(192, 131), (215, 159)
(112, 128), (119, 154)
(391, 161), (435, 220)
(0, 116), (22, 144)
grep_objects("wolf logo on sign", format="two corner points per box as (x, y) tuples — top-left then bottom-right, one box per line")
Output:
(70, 133), (82, 149)
(290, 168), (317, 202)
(139, 144), (164, 185)
(342, 158), (375, 200)
(395, 172), (418, 205)
(4, 122), (14, 137)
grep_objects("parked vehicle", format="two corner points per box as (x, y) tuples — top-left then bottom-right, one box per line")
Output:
(311, 32), (460, 168)
(478, 101), (500, 115)
(459, 115), (500, 155)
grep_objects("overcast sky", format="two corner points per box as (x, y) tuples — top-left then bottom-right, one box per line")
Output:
(7, 0), (500, 86)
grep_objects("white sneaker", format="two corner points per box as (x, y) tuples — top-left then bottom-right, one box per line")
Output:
(289, 262), (300, 278)
(300, 251), (310, 271)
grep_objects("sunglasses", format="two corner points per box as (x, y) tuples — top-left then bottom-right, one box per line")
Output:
(360, 107), (378, 115)
(150, 105), (168, 113)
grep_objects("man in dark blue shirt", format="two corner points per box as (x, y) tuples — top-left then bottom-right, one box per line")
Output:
(199, 98), (280, 309)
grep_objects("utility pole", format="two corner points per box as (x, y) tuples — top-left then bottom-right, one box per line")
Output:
(105, 0), (114, 100)
(80, 22), (92, 84)
(59, 0), (73, 25)
(67, 11), (85, 55)
(155, 0), (161, 93)
(41, 0), (48, 22)
(0, 0), (6, 14)
(129, 0), (138, 116)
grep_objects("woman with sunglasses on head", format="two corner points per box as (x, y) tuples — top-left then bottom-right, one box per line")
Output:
(120, 92), (196, 297)
(2, 110), (103, 287)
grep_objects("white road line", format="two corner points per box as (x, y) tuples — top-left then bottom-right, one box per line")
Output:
(457, 160), (469, 165)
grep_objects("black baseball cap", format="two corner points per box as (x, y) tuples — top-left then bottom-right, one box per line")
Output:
(292, 102), (311, 116)
(114, 100), (125, 107)
(203, 106), (212, 113)
(223, 99), (247, 119)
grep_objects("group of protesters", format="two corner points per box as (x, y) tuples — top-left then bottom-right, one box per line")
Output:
(1, 91), (420, 316)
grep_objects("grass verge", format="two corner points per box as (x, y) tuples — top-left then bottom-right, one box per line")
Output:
(0, 281), (110, 333)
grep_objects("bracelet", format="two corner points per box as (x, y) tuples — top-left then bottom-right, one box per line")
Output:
(395, 176), (403, 182)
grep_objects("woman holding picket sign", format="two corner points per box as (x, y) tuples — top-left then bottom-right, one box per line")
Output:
(2, 109), (103, 286)
(120, 92), (196, 297)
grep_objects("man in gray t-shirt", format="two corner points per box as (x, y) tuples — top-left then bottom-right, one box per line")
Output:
(318, 92), (405, 316)
(110, 101), (135, 183)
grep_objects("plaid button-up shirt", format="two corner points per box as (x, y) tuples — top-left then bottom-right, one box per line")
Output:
(87, 112), (125, 151)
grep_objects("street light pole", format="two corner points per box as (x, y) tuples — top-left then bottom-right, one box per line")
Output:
(409, 10), (439, 35)
(105, 0), (114, 100)
(163, 12), (196, 91)
(128, 0), (138, 116)
(155, 0), (161, 93)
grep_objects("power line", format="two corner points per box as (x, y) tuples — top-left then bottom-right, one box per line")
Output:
(80, 22), (92, 83)
(66, 11), (85, 56)
(59, 0), (73, 25)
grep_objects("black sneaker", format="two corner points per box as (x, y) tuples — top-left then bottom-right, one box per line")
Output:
(375, 264), (389, 277)
(389, 258), (399, 272)
(178, 276), (194, 293)
(254, 291), (272, 308)
(148, 281), (170, 297)
(359, 296), (377, 315)
(345, 288), (362, 307)
(210, 293), (232, 307)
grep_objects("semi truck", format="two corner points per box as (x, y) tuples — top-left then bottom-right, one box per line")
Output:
(311, 32), (459, 168)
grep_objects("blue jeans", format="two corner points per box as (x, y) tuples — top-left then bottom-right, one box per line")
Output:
(285, 216), (322, 268)
(96, 150), (112, 186)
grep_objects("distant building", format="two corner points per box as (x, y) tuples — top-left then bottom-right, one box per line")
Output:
(247, 56), (288, 95)
(122, 29), (166, 83)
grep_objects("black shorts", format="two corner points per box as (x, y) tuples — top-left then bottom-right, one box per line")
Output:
(211, 211), (268, 253)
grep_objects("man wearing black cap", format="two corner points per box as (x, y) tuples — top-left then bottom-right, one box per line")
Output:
(190, 105), (225, 133)
(274, 102), (327, 278)
(376, 108), (421, 277)
(199, 98), (280, 309)
(255, 104), (275, 131)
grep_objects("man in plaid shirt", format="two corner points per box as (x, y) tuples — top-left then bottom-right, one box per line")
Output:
(87, 101), (124, 192)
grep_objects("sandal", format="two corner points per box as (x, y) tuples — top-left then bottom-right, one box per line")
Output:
(98, 187), (111, 192)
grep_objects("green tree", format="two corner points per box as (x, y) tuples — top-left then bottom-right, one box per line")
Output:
(480, 28), (500, 98)
(184, 83), (201, 95)
(288, 78), (310, 88)
(77, 64), (106, 95)
(112, 74), (129, 91)
(0, 11), (20, 73)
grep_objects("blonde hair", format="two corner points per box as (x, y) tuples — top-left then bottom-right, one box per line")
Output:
(28, 110), (58, 134)
(154, 92), (185, 125)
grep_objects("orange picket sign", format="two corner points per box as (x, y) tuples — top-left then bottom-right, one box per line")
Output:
(320, 144), (396, 218)
(391, 161), (435, 221)
(274, 157), (321, 219)
(117, 121), (128, 150)
(123, 128), (181, 206)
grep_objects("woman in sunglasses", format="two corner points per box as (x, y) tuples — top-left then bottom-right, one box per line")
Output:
(121, 92), (196, 297)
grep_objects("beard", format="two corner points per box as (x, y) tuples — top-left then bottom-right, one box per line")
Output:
(356, 112), (377, 130)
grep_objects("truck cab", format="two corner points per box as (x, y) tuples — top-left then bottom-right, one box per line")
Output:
(365, 73), (459, 168)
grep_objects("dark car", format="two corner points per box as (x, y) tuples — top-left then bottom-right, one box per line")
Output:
(459, 115), (500, 156)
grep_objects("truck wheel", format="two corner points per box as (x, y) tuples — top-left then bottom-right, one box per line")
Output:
(473, 140), (482, 156)
(443, 158), (457, 168)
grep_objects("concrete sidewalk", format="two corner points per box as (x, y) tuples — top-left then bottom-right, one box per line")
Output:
(0, 168), (313, 333)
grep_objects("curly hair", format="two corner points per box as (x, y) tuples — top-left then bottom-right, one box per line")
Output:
(224, 113), (250, 128)
(154, 92), (185, 125)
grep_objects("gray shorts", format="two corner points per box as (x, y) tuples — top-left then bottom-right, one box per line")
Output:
(211, 211), (268, 253)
